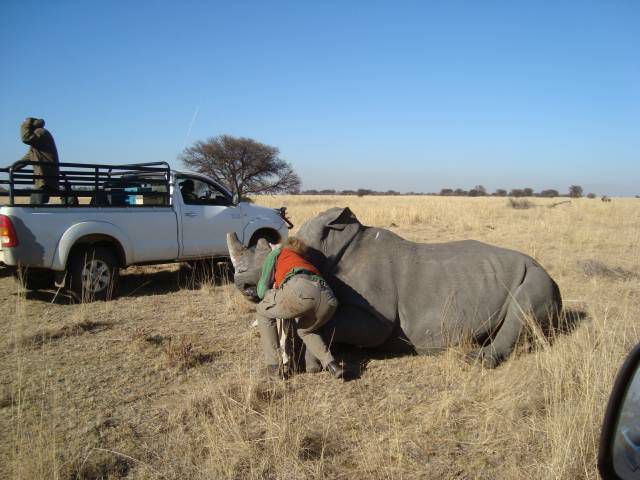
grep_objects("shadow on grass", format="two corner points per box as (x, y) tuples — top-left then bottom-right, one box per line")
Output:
(285, 342), (412, 382)
(324, 307), (591, 379)
(557, 307), (590, 335)
(20, 319), (113, 347)
(21, 262), (235, 304)
(119, 263), (233, 298)
(0, 266), (15, 279)
(334, 347), (409, 381)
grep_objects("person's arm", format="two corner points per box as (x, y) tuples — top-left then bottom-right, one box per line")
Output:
(257, 248), (281, 299)
(20, 119), (43, 146)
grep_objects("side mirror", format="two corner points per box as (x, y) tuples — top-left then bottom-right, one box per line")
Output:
(599, 342), (640, 479)
(232, 192), (239, 205)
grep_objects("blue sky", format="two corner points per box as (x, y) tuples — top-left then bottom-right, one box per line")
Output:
(1, 1), (638, 195)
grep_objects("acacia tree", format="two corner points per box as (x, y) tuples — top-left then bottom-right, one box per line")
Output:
(569, 185), (583, 198)
(469, 185), (487, 197)
(179, 135), (301, 197)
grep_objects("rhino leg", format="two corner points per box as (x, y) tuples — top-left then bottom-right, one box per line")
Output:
(372, 322), (417, 355)
(468, 265), (561, 368)
(320, 304), (395, 349)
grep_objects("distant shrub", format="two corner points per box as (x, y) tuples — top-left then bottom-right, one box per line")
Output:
(507, 198), (533, 209)
(586, 193), (596, 199)
(540, 189), (559, 198)
(468, 185), (487, 197)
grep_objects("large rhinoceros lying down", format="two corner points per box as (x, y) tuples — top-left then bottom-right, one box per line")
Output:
(228, 207), (562, 368)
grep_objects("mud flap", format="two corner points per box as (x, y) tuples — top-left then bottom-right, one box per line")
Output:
(54, 270), (67, 288)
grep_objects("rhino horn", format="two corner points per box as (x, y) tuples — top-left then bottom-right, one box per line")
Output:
(226, 232), (244, 266)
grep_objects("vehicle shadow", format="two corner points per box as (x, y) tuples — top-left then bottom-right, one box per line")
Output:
(0, 266), (15, 279)
(117, 269), (190, 297)
(118, 266), (232, 298)
(22, 264), (235, 305)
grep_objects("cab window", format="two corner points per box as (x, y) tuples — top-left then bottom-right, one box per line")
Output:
(178, 177), (231, 206)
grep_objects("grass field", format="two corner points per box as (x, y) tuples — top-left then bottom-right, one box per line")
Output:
(1, 195), (639, 479)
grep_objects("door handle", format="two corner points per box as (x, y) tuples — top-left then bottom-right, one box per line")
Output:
(185, 212), (198, 217)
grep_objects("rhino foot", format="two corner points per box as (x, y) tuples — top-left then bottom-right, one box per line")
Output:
(465, 349), (499, 369)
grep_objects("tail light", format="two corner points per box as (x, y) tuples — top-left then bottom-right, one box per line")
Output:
(0, 215), (18, 248)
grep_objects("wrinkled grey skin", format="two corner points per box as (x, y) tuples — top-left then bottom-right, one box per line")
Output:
(228, 207), (562, 367)
(228, 237), (271, 302)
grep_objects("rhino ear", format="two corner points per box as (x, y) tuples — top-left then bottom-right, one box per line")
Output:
(326, 207), (360, 231)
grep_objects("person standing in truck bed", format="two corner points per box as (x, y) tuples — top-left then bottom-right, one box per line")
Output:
(20, 117), (60, 204)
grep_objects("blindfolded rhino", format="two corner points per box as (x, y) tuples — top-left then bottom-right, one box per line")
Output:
(228, 207), (562, 368)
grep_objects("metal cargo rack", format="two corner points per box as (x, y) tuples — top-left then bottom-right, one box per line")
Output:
(0, 160), (172, 207)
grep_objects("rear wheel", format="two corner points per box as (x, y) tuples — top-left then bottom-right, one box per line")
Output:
(67, 246), (119, 302)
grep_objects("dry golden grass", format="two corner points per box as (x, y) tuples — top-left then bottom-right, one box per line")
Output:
(1, 195), (639, 479)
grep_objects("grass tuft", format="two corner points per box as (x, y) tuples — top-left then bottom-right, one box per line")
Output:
(507, 198), (534, 209)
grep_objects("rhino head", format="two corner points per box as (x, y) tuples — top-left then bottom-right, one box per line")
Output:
(226, 232), (272, 302)
(226, 207), (361, 302)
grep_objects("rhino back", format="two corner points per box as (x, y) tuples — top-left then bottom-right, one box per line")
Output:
(333, 227), (534, 351)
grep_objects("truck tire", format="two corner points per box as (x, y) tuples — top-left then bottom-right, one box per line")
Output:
(67, 246), (119, 302)
(13, 268), (54, 291)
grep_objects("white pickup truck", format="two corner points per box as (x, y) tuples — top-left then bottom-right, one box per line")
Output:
(0, 161), (290, 300)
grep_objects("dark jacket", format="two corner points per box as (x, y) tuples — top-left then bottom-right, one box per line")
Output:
(21, 118), (59, 189)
